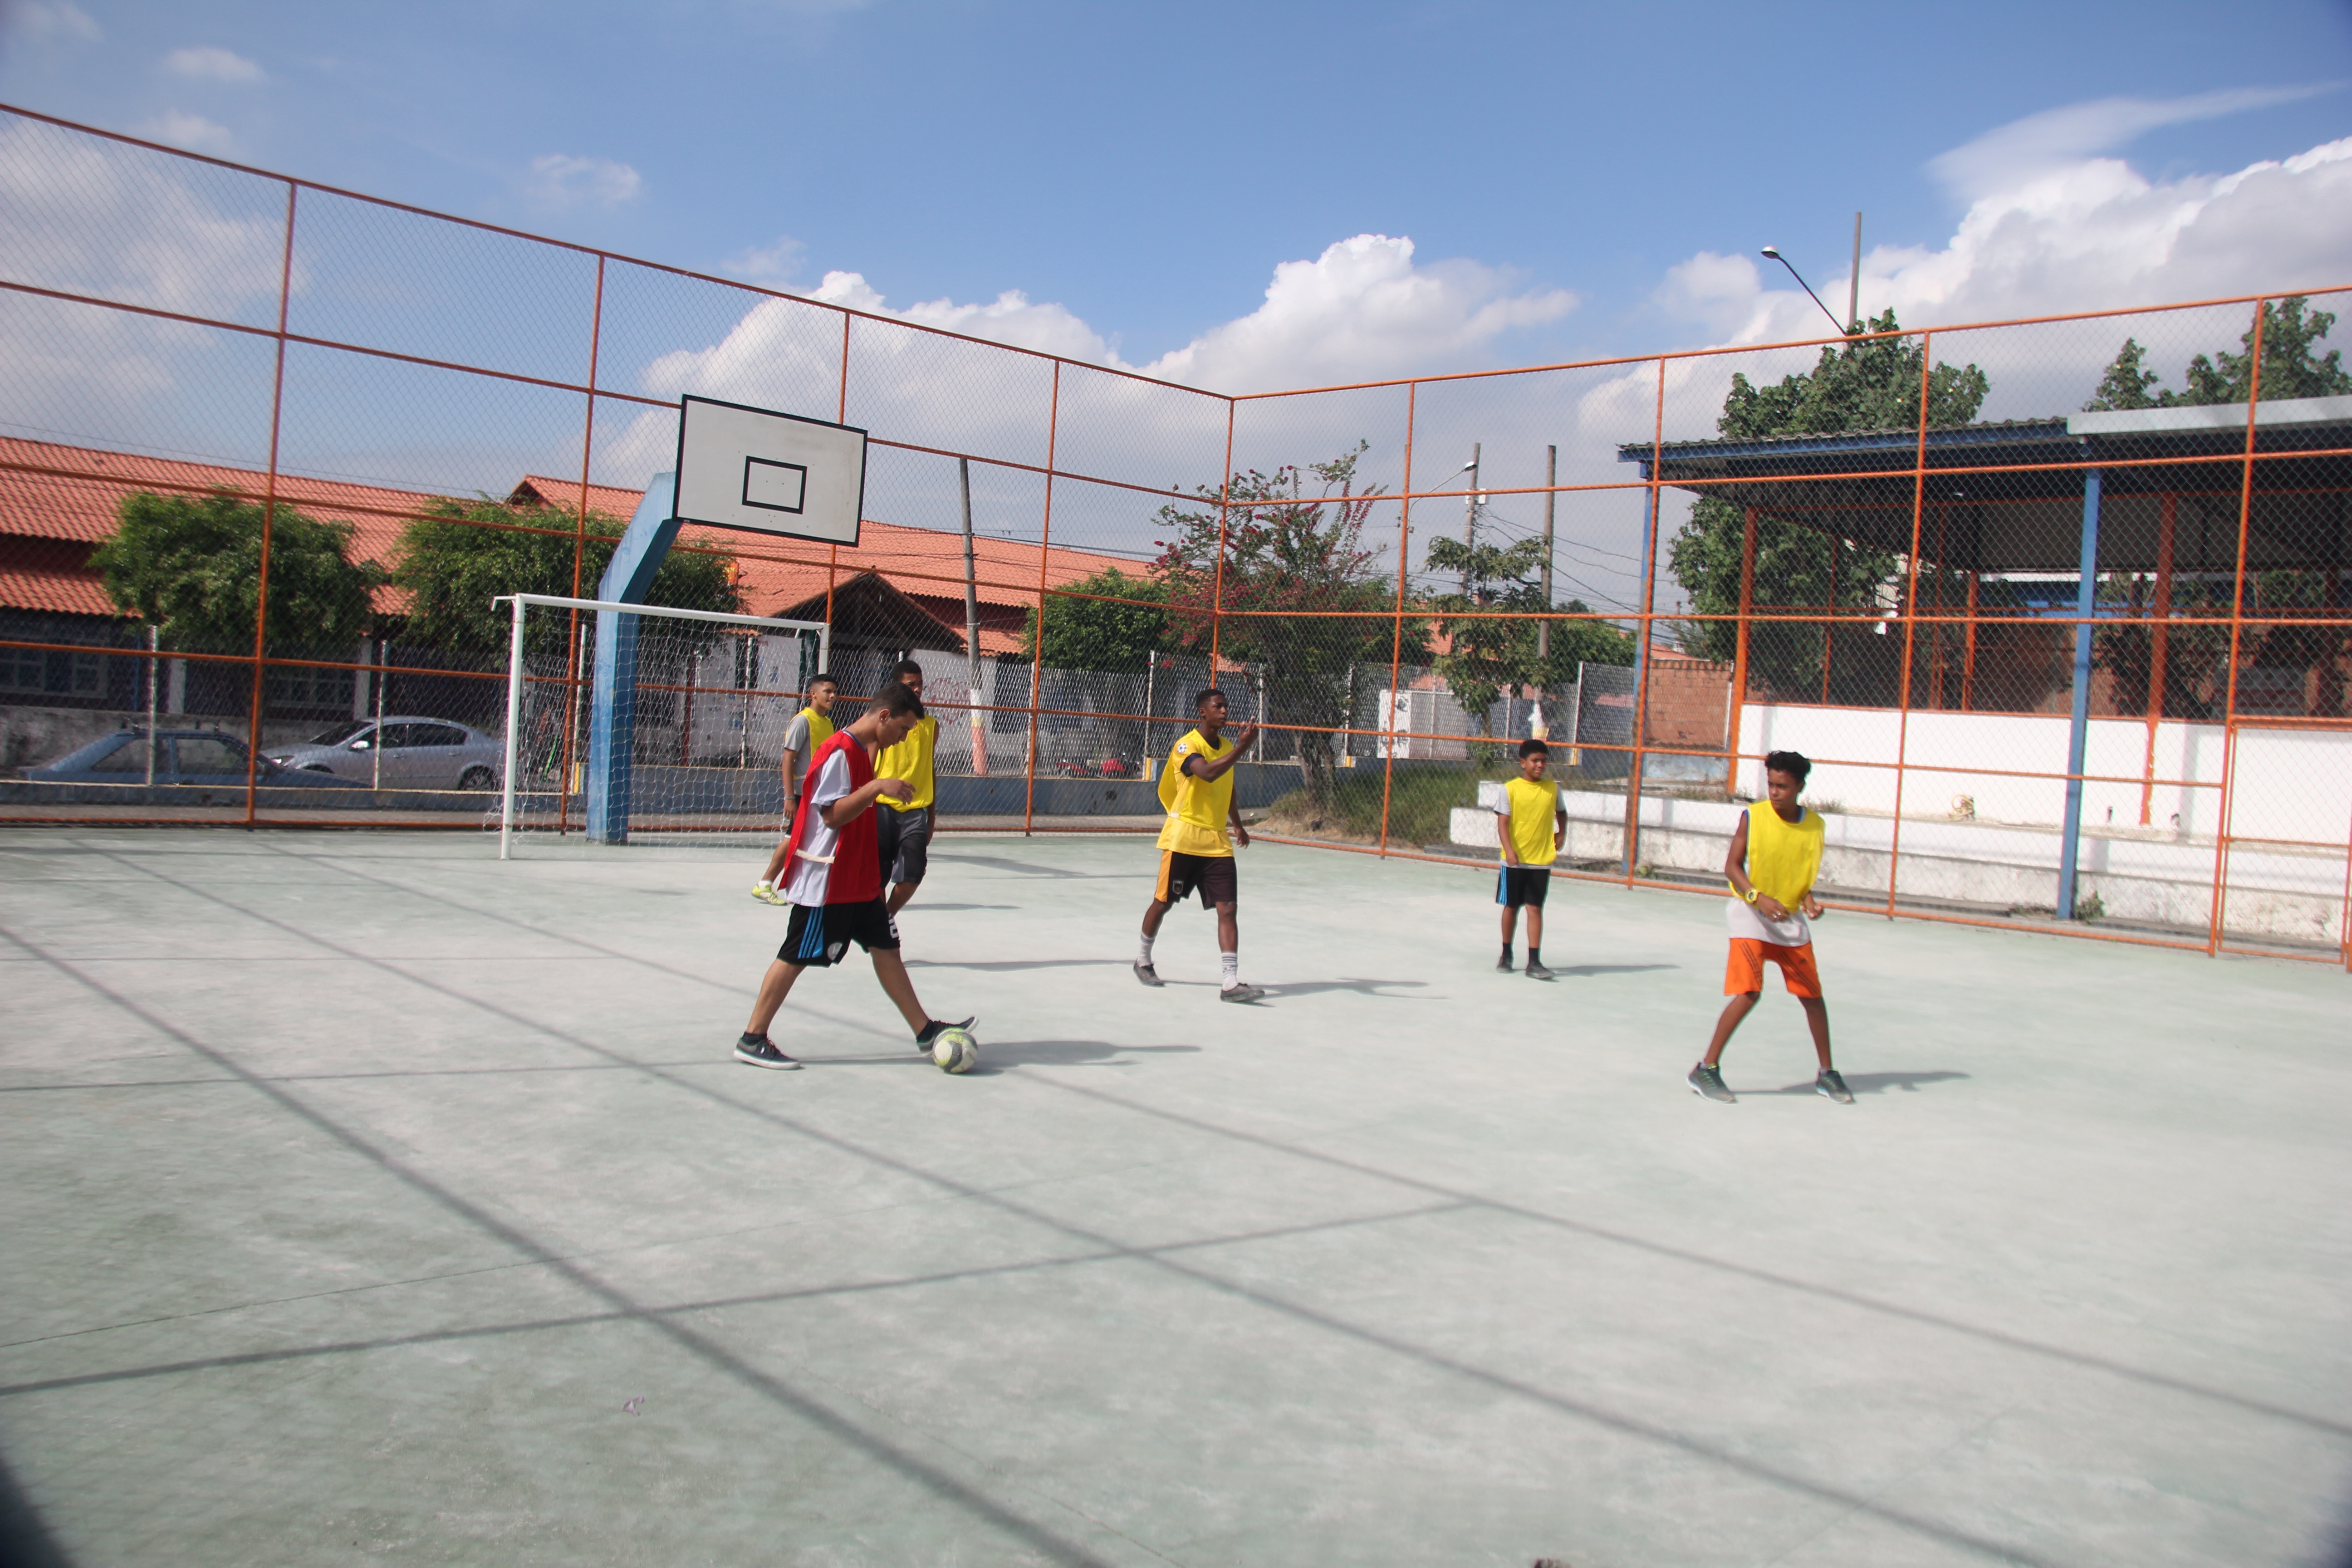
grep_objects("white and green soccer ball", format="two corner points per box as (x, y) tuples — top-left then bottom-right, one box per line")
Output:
(930, 1026), (979, 1074)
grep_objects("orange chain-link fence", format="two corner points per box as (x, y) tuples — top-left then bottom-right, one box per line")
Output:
(3, 104), (2346, 966)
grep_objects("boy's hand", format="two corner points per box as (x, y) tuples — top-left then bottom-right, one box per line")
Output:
(1230, 724), (1259, 752)
(1233, 822), (1251, 848)
(1756, 893), (1792, 921)
(877, 777), (914, 802)
(1801, 894), (1824, 919)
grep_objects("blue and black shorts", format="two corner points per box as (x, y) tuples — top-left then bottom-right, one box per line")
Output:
(780, 898), (900, 967)
(1496, 865), (1551, 909)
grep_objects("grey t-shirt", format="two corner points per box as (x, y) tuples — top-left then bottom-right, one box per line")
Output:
(780, 710), (827, 793)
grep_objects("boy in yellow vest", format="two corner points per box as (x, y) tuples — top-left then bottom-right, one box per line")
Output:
(752, 673), (837, 905)
(1689, 750), (1852, 1104)
(1134, 688), (1261, 1002)
(870, 659), (939, 916)
(1495, 737), (1568, 979)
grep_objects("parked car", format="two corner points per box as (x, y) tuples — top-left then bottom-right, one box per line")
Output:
(26, 729), (341, 787)
(266, 715), (505, 791)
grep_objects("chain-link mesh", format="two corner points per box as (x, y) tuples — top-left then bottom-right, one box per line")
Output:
(1, 105), (2346, 960)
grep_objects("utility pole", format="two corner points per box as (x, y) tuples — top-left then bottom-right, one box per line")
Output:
(1847, 211), (1862, 333)
(958, 456), (987, 775)
(1538, 443), (1556, 660)
(1459, 442), (1480, 597)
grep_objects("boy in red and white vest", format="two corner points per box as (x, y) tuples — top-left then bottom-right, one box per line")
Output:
(735, 681), (973, 1069)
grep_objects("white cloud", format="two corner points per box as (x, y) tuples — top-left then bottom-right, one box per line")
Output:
(808, 270), (1122, 363)
(135, 111), (235, 156)
(1930, 86), (2337, 201)
(1141, 235), (1578, 392)
(10, 1), (101, 42)
(720, 235), (806, 284)
(163, 45), (265, 83)
(523, 154), (642, 212)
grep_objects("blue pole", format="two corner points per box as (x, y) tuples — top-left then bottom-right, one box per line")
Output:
(2056, 466), (2101, 918)
(584, 474), (680, 844)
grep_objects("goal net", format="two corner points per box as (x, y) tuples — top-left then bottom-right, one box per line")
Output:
(494, 594), (828, 855)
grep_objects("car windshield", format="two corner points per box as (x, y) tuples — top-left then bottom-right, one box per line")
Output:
(309, 721), (372, 745)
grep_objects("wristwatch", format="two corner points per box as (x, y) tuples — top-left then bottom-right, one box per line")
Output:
(1741, 885), (1759, 905)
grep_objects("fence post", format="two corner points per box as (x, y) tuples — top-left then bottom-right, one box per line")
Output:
(1022, 362), (1061, 836)
(1623, 359), (1665, 880)
(1884, 331), (1934, 918)
(2138, 492), (2176, 825)
(1727, 504), (1757, 797)
(1380, 384), (1416, 857)
(242, 181), (299, 825)
(2208, 300), (2269, 952)
(2055, 466), (2102, 920)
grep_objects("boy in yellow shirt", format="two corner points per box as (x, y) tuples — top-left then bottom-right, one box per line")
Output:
(1134, 689), (1261, 1002)
(870, 660), (939, 916)
(1494, 738), (1567, 979)
(1689, 750), (1852, 1105)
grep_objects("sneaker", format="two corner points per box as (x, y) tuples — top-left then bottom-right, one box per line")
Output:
(1133, 960), (1164, 988)
(1218, 982), (1266, 1004)
(1524, 960), (1555, 980)
(1815, 1068), (1854, 1104)
(750, 882), (788, 906)
(1495, 954), (1514, 971)
(916, 1016), (978, 1054)
(734, 1034), (801, 1070)
(1687, 1063), (1735, 1103)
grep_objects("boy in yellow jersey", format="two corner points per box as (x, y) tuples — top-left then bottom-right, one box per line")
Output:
(752, 673), (837, 905)
(1689, 750), (1852, 1105)
(1134, 689), (1261, 1002)
(870, 660), (939, 916)
(1494, 738), (1568, 979)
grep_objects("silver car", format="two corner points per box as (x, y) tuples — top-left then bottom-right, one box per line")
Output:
(268, 715), (505, 791)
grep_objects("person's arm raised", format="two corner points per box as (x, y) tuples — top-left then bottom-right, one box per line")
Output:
(1183, 726), (1257, 783)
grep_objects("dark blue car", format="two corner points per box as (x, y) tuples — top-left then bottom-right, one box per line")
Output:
(25, 729), (342, 788)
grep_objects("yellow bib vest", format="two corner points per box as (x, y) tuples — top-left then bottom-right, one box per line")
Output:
(1738, 799), (1824, 909)
(872, 714), (936, 810)
(1156, 728), (1236, 857)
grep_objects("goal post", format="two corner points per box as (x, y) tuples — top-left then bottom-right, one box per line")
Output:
(493, 593), (829, 858)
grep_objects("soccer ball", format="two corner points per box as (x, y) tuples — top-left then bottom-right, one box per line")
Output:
(930, 1026), (979, 1074)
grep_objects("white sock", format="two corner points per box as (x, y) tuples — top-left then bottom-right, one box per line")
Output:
(754, 878), (773, 892)
(1220, 951), (1240, 990)
(1138, 932), (1156, 965)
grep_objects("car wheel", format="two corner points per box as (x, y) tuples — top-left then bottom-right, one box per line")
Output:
(458, 766), (496, 791)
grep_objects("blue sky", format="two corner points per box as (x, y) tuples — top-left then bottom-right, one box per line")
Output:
(5, 0), (2350, 389)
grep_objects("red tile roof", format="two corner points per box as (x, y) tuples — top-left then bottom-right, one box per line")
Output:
(0, 441), (1137, 652)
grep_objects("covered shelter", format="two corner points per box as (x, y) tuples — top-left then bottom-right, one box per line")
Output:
(1619, 393), (2352, 918)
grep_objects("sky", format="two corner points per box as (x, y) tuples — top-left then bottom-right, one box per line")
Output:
(3, 0), (2350, 396)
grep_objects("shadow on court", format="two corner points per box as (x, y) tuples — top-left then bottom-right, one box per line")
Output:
(931, 853), (1134, 880)
(966, 1038), (1204, 1070)
(1251, 978), (1431, 1000)
(1750, 1070), (1972, 1096)
(906, 957), (1130, 972)
(1552, 963), (1679, 978)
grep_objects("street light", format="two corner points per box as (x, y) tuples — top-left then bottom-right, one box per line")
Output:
(1761, 245), (1850, 337)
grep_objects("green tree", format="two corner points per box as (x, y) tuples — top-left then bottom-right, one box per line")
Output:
(388, 500), (742, 657)
(1151, 443), (1426, 818)
(1422, 534), (1633, 745)
(2085, 297), (2352, 410)
(1023, 568), (1167, 671)
(91, 489), (386, 655)
(1667, 310), (1989, 696)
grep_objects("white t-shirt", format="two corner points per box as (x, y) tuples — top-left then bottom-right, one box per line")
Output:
(784, 749), (854, 906)
(1725, 891), (1810, 947)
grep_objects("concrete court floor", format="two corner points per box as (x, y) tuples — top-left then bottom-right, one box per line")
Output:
(1, 827), (2348, 1568)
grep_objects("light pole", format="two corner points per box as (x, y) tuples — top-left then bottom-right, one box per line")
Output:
(1761, 245), (1851, 337)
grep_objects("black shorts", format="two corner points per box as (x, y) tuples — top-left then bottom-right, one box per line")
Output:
(780, 898), (900, 967)
(1156, 849), (1237, 909)
(875, 804), (932, 886)
(1496, 865), (1551, 908)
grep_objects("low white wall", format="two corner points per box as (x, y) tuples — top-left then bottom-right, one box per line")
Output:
(1737, 703), (2352, 848)
(1451, 784), (2347, 946)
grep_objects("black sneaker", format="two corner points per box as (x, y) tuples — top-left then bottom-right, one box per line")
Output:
(916, 1016), (977, 1054)
(1495, 953), (1514, 972)
(1218, 982), (1265, 1004)
(1815, 1068), (1854, 1104)
(1133, 960), (1163, 987)
(734, 1034), (801, 1070)
(1687, 1062), (1735, 1103)
(1524, 960), (1555, 980)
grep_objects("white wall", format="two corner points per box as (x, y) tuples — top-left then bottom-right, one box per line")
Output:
(1737, 703), (2350, 848)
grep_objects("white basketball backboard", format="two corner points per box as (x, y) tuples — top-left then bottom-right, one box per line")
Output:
(672, 395), (867, 545)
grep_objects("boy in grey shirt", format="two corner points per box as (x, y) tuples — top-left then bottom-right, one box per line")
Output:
(753, 674), (838, 904)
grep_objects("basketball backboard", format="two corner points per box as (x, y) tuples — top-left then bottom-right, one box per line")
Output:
(672, 394), (867, 545)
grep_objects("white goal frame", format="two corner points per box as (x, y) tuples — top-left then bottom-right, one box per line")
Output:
(494, 593), (830, 858)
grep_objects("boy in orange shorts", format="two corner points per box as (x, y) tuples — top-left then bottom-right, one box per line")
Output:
(1687, 750), (1852, 1104)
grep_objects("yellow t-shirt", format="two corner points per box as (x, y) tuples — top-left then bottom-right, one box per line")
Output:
(872, 714), (936, 810)
(1155, 727), (1236, 857)
(1498, 777), (1562, 866)
(1739, 799), (1824, 908)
